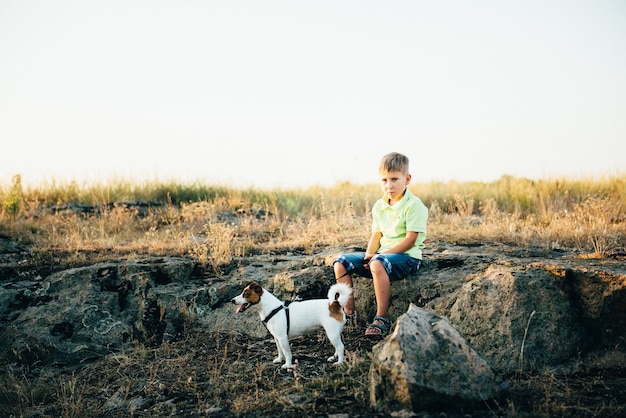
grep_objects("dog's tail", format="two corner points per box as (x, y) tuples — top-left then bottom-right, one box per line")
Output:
(327, 283), (352, 307)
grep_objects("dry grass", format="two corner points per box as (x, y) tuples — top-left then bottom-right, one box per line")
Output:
(1, 330), (380, 417)
(3, 330), (623, 418)
(2, 175), (624, 267)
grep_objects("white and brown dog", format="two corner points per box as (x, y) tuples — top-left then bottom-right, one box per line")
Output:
(231, 281), (352, 369)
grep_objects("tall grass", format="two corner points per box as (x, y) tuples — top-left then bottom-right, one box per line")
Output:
(1, 175), (624, 268)
(3, 174), (623, 218)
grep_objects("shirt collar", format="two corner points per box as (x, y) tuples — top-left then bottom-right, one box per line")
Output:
(382, 188), (411, 208)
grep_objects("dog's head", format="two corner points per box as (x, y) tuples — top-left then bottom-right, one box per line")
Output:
(231, 281), (263, 313)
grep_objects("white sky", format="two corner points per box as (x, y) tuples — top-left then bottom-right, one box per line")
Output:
(1, 0), (625, 189)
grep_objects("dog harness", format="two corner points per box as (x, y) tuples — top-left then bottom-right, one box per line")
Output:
(262, 300), (293, 334)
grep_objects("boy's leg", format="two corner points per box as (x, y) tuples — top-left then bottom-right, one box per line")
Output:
(365, 253), (419, 336)
(369, 259), (391, 317)
(334, 261), (355, 315)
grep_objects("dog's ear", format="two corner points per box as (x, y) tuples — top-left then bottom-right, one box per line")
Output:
(250, 282), (263, 294)
(244, 281), (263, 293)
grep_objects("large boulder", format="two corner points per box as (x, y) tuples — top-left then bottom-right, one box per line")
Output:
(369, 304), (504, 414)
(561, 264), (626, 348)
(448, 264), (593, 373)
(0, 257), (238, 366)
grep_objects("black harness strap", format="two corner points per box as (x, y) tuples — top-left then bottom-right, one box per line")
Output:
(263, 305), (283, 326)
(284, 300), (292, 333)
(262, 300), (293, 334)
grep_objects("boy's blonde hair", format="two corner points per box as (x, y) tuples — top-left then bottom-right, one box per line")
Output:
(379, 152), (409, 174)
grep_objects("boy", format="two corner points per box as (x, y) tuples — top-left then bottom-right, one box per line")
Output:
(334, 152), (428, 337)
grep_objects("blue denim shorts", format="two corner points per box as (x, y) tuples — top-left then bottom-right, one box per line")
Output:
(334, 252), (421, 281)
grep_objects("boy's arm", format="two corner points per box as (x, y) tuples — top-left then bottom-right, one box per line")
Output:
(364, 232), (382, 261)
(380, 231), (419, 255)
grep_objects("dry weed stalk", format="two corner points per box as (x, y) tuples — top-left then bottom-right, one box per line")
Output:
(518, 310), (536, 376)
(57, 374), (85, 418)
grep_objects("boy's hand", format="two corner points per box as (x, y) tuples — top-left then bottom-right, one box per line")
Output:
(363, 254), (374, 269)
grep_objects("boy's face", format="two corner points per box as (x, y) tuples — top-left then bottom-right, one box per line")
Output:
(379, 170), (411, 202)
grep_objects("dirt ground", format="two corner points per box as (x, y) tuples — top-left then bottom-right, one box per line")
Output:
(138, 333), (626, 418)
(4, 325), (626, 417)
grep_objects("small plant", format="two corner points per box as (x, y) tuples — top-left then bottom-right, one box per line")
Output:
(57, 374), (85, 418)
(450, 193), (475, 218)
(2, 174), (23, 217)
(189, 222), (237, 273)
(571, 197), (623, 257)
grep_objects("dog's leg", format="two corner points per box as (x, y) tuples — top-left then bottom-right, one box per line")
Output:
(325, 328), (345, 365)
(272, 337), (284, 364)
(275, 335), (293, 369)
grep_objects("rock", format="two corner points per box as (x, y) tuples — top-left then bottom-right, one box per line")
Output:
(448, 264), (593, 373)
(369, 304), (504, 414)
(271, 266), (332, 300)
(0, 257), (239, 366)
(0, 234), (28, 253)
(45, 201), (163, 217)
(562, 265), (626, 349)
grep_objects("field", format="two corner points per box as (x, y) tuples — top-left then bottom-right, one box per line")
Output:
(3, 174), (625, 261)
(1, 174), (625, 417)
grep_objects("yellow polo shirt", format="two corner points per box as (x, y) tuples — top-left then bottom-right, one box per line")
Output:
(371, 188), (428, 259)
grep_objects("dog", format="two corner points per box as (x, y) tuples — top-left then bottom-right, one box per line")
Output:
(231, 281), (352, 369)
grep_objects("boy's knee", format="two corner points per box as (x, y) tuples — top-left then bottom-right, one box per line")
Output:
(368, 259), (386, 273)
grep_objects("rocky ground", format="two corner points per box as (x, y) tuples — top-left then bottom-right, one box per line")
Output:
(1, 236), (625, 417)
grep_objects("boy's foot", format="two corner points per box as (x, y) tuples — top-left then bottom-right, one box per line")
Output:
(365, 316), (391, 337)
